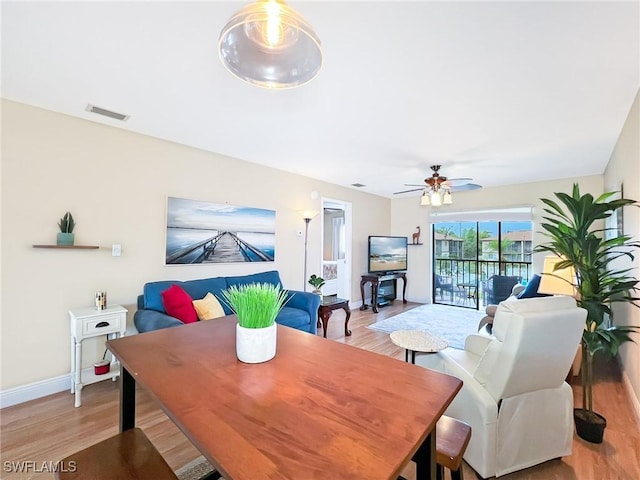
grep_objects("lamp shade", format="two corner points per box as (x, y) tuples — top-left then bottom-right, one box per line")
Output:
(538, 256), (576, 296)
(301, 210), (319, 222)
(218, 0), (322, 89)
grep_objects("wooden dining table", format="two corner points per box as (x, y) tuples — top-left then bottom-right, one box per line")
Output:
(107, 315), (462, 480)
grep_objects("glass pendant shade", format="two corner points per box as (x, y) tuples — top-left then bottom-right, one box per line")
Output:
(218, 0), (323, 89)
(420, 187), (453, 207)
(430, 190), (443, 207)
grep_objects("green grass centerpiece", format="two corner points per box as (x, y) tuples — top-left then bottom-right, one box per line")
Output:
(222, 283), (288, 328)
(221, 283), (289, 363)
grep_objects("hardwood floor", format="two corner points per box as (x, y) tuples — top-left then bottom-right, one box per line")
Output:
(1, 301), (639, 479)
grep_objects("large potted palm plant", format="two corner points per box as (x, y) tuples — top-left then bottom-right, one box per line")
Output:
(536, 183), (639, 443)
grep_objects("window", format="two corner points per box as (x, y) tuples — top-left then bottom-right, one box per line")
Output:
(432, 218), (533, 309)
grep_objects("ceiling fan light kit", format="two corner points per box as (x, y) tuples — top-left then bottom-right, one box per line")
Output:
(218, 0), (323, 89)
(395, 164), (479, 207)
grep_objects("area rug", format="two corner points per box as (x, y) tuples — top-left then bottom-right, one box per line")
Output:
(176, 456), (219, 480)
(367, 304), (484, 349)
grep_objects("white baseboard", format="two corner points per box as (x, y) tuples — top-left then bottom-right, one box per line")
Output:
(620, 361), (640, 424)
(1, 374), (70, 409)
(0, 327), (139, 409)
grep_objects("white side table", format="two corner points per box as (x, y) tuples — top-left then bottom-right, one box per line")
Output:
(69, 305), (127, 407)
(390, 330), (448, 364)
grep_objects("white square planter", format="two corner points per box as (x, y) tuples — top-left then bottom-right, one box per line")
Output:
(236, 323), (277, 363)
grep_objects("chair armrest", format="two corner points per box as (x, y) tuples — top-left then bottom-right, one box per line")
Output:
(465, 334), (493, 356)
(511, 284), (526, 297)
(285, 290), (321, 320)
(485, 304), (498, 316)
(134, 309), (182, 333)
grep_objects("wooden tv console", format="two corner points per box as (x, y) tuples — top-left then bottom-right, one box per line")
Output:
(359, 272), (407, 313)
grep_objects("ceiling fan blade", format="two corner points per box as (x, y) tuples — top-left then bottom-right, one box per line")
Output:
(393, 187), (425, 195)
(446, 177), (473, 183)
(450, 183), (482, 192)
(404, 183), (426, 187)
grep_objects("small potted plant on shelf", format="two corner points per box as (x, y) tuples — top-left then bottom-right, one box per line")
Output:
(308, 274), (325, 296)
(535, 183), (639, 443)
(57, 212), (75, 246)
(221, 283), (289, 364)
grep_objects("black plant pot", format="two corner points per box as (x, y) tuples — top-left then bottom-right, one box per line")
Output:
(574, 408), (607, 443)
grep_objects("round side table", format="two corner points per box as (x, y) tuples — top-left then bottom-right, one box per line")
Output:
(390, 330), (448, 364)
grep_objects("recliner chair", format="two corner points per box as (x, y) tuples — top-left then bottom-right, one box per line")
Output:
(416, 295), (586, 478)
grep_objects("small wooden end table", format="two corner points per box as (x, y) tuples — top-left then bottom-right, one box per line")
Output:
(390, 330), (448, 364)
(317, 296), (351, 338)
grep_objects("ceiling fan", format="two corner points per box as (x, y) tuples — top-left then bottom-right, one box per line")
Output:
(393, 165), (482, 195)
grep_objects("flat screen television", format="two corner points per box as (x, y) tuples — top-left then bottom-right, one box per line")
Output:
(368, 236), (408, 274)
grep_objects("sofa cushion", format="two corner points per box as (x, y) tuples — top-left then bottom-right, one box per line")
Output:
(144, 280), (181, 312)
(226, 270), (282, 289)
(181, 277), (228, 307)
(161, 285), (198, 324)
(517, 274), (551, 299)
(192, 292), (226, 321)
(276, 306), (311, 330)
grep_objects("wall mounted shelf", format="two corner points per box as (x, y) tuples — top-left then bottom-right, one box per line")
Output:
(408, 243), (423, 246)
(33, 245), (100, 249)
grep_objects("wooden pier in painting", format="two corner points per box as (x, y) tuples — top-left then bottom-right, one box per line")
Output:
(166, 231), (273, 264)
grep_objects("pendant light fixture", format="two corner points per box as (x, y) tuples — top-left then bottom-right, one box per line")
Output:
(218, 0), (323, 89)
(420, 187), (453, 206)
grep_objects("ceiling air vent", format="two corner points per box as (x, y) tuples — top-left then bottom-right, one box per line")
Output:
(86, 104), (130, 121)
(351, 183), (366, 188)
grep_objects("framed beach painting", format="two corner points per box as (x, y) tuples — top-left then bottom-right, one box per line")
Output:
(165, 197), (276, 265)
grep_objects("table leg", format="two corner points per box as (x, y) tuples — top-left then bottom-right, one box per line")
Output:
(413, 430), (436, 480)
(371, 281), (380, 313)
(359, 279), (368, 310)
(319, 309), (331, 338)
(120, 367), (136, 432)
(343, 305), (352, 336)
(74, 340), (82, 407)
(401, 274), (408, 304)
(70, 334), (75, 394)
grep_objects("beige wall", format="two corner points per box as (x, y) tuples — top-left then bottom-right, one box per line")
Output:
(0, 100), (390, 390)
(604, 89), (640, 413)
(391, 175), (603, 303)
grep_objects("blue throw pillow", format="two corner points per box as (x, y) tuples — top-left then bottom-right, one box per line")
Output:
(517, 274), (552, 299)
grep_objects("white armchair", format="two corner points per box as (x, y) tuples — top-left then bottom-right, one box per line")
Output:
(415, 295), (586, 478)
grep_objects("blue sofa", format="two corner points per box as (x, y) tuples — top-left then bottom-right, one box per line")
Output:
(134, 270), (321, 334)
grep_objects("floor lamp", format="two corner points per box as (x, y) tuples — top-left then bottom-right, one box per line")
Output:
(302, 211), (318, 291)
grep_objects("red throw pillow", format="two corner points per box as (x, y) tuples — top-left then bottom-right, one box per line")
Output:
(161, 285), (198, 324)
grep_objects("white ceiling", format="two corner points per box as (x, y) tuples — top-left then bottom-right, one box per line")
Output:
(2, 1), (639, 198)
